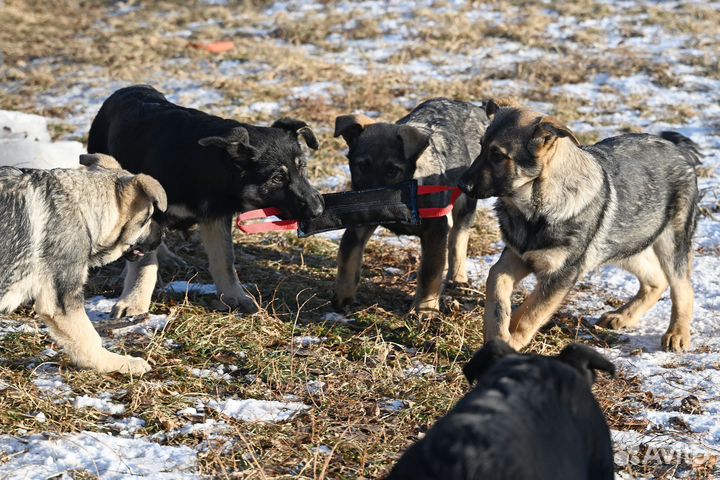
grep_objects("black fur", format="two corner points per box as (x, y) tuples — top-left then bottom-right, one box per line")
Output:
(87, 85), (324, 226)
(388, 341), (615, 480)
(332, 98), (487, 312)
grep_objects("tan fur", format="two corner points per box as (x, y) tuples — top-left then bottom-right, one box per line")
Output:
(111, 251), (159, 318)
(483, 105), (696, 352)
(484, 248), (531, 341)
(413, 227), (449, 313)
(598, 248), (668, 330)
(80, 153), (122, 170)
(522, 247), (569, 274)
(198, 217), (257, 312)
(334, 225), (377, 307)
(508, 284), (572, 350)
(486, 97), (521, 116)
(333, 114), (377, 138)
(0, 163), (163, 374)
(447, 226), (470, 284)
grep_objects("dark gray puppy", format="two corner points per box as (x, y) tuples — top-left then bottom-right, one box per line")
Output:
(333, 98), (487, 314)
(0, 154), (166, 374)
(387, 340), (615, 480)
(88, 85), (325, 317)
(458, 99), (700, 352)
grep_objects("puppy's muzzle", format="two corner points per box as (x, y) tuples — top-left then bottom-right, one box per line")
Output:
(297, 191), (325, 220)
(123, 223), (165, 262)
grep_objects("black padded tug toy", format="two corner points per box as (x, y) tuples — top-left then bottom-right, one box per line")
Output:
(236, 180), (461, 237)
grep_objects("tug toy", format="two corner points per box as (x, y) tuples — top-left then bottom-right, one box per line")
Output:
(236, 180), (462, 237)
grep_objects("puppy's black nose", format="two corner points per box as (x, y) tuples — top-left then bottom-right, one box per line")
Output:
(304, 193), (325, 219)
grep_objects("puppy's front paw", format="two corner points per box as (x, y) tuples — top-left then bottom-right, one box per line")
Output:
(661, 330), (691, 352)
(118, 356), (152, 375)
(597, 311), (639, 330)
(331, 293), (355, 312)
(408, 307), (441, 321)
(79, 349), (152, 375)
(216, 291), (259, 314)
(111, 299), (150, 319)
(507, 335), (529, 351)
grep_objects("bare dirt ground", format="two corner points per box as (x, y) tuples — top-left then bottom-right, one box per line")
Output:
(0, 0), (719, 478)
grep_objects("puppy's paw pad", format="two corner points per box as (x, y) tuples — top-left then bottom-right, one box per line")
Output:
(661, 332), (691, 353)
(597, 312), (638, 330)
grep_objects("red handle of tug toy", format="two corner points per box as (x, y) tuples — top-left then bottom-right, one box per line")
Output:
(236, 207), (299, 233)
(236, 186), (462, 234)
(416, 185), (462, 218)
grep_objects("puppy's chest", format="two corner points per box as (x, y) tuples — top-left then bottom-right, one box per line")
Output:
(498, 210), (587, 272)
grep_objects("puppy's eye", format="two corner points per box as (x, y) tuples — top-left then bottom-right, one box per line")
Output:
(271, 172), (286, 185)
(386, 165), (403, 176)
(490, 147), (507, 164)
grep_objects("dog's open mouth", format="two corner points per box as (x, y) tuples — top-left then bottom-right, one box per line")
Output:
(122, 246), (146, 262)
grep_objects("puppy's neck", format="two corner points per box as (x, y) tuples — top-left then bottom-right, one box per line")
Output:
(508, 138), (603, 222)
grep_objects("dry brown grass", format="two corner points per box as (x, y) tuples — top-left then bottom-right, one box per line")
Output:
(1, 0), (719, 478)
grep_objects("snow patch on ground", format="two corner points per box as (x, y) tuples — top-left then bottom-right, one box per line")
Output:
(292, 335), (327, 347)
(165, 281), (218, 296)
(207, 398), (309, 423)
(74, 394), (126, 415)
(84, 296), (169, 336)
(0, 432), (198, 479)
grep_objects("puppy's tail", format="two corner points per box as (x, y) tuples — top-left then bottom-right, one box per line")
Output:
(660, 131), (703, 166)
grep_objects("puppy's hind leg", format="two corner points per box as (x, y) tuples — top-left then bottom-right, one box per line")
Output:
(484, 248), (531, 342)
(112, 250), (159, 318)
(199, 216), (258, 313)
(332, 225), (377, 311)
(598, 248), (668, 330)
(446, 195), (476, 286)
(655, 225), (695, 352)
(37, 290), (150, 375)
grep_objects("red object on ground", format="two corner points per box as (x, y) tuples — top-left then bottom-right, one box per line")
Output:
(236, 186), (463, 235)
(192, 41), (235, 54)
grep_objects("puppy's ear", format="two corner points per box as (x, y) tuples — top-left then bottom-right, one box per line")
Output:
(132, 174), (168, 212)
(528, 117), (580, 155)
(463, 339), (516, 385)
(334, 114), (376, 147)
(198, 126), (257, 160)
(272, 118), (319, 150)
(80, 153), (122, 170)
(558, 344), (615, 385)
(485, 97), (521, 118)
(397, 125), (430, 161)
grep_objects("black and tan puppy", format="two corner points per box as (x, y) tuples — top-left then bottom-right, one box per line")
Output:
(88, 85), (324, 317)
(333, 98), (486, 314)
(387, 340), (615, 480)
(459, 99), (700, 352)
(0, 153), (166, 374)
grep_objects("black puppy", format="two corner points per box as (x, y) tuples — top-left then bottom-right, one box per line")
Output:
(387, 340), (615, 480)
(333, 98), (486, 314)
(88, 85), (324, 317)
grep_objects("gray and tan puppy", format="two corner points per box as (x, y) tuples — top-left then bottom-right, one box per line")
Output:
(459, 99), (700, 352)
(333, 98), (487, 314)
(0, 153), (167, 374)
